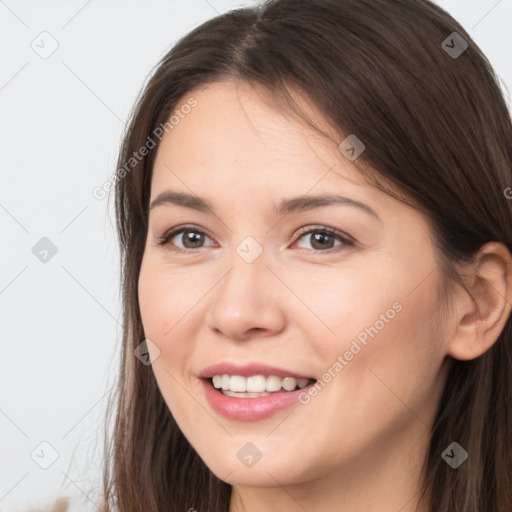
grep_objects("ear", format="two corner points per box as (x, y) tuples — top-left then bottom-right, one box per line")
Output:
(446, 242), (512, 361)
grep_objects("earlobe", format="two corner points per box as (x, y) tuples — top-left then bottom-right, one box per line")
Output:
(446, 242), (512, 361)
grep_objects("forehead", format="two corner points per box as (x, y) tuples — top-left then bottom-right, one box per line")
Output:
(151, 80), (371, 196)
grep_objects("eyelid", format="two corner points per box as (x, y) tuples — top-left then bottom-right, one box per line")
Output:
(293, 225), (354, 244)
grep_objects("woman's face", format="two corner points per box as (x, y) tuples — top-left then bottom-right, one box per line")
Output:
(138, 80), (450, 489)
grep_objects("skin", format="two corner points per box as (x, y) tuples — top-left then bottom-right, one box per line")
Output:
(137, 80), (512, 512)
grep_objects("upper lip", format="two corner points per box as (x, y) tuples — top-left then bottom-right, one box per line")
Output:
(199, 362), (316, 380)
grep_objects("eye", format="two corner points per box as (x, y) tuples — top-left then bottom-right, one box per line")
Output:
(155, 225), (354, 253)
(292, 226), (354, 252)
(156, 226), (215, 251)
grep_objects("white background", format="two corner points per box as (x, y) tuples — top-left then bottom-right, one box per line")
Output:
(1, 1), (511, 511)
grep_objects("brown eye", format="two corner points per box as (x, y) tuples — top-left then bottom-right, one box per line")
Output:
(157, 227), (214, 250)
(294, 227), (354, 252)
(176, 230), (206, 249)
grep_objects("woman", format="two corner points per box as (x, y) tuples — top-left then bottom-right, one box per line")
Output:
(101, 0), (512, 510)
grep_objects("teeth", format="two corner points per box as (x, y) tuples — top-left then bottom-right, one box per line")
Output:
(230, 375), (246, 392)
(223, 390), (271, 398)
(297, 378), (310, 389)
(266, 375), (283, 392)
(282, 377), (297, 391)
(211, 374), (313, 393)
(247, 375), (266, 392)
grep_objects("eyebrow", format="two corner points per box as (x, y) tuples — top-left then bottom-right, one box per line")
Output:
(149, 190), (381, 221)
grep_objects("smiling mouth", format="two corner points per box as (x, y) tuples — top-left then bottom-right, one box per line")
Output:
(207, 375), (317, 398)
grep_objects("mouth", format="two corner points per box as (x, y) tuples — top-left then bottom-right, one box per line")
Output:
(198, 363), (318, 420)
(200, 374), (318, 421)
(205, 374), (317, 398)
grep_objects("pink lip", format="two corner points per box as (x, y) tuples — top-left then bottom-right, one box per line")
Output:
(198, 362), (315, 380)
(200, 378), (316, 421)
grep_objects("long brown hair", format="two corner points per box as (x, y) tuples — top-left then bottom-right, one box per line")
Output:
(101, 0), (512, 510)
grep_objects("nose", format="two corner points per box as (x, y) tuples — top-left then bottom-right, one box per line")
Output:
(205, 248), (287, 342)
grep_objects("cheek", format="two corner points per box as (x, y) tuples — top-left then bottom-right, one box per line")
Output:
(138, 257), (200, 337)
(283, 257), (409, 355)
(138, 260), (203, 422)
(137, 260), (199, 380)
(302, 255), (445, 402)
(138, 268), (167, 340)
(327, 272), (445, 428)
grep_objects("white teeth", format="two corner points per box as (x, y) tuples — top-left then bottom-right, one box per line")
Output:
(211, 374), (314, 393)
(223, 390), (271, 398)
(247, 375), (266, 392)
(230, 375), (246, 392)
(297, 378), (309, 389)
(282, 377), (296, 391)
(266, 375), (282, 392)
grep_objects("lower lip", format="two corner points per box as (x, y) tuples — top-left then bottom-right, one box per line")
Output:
(200, 378), (315, 421)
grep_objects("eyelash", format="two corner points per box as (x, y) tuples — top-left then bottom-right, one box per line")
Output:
(155, 225), (355, 254)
